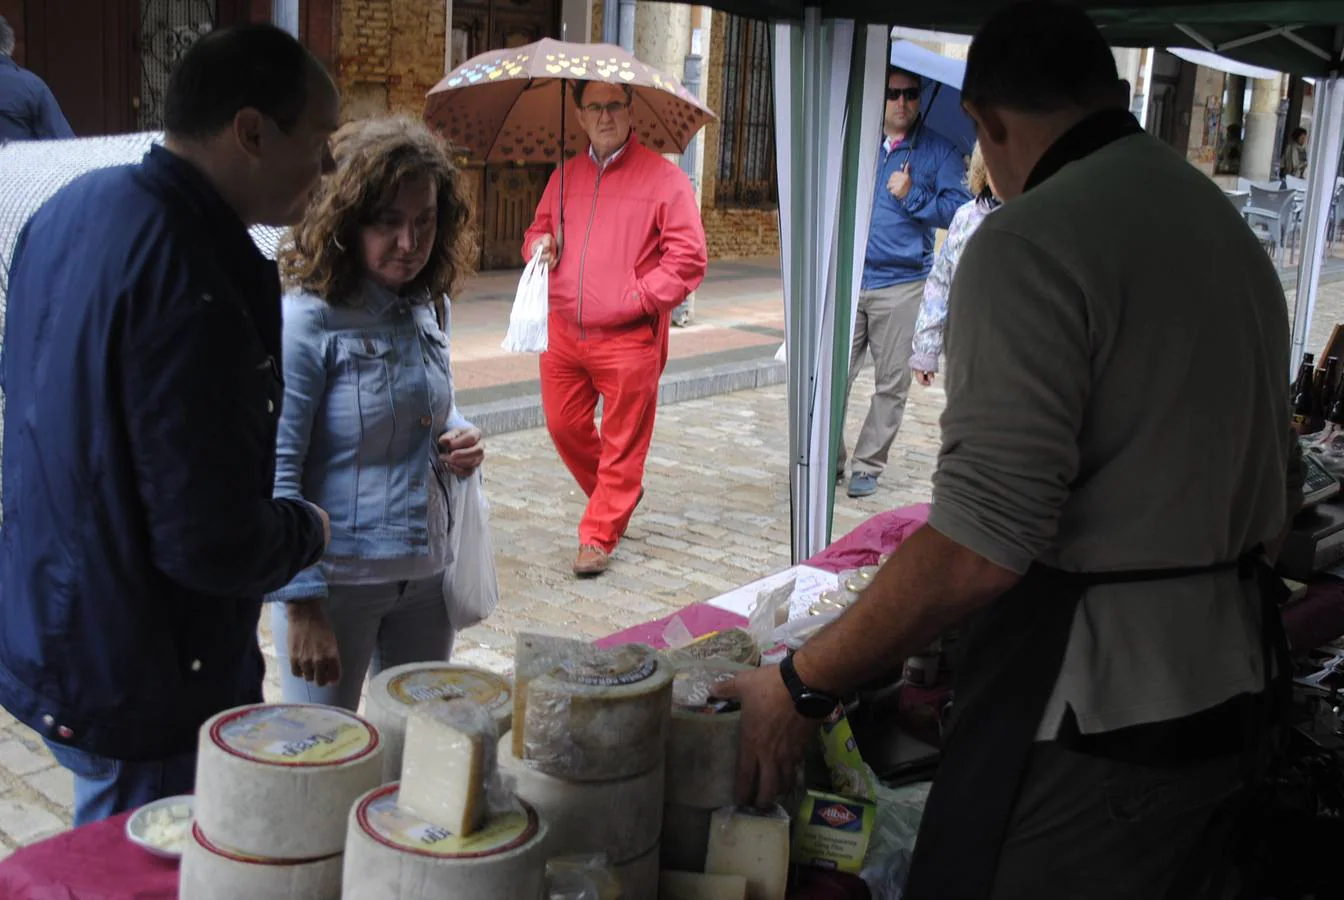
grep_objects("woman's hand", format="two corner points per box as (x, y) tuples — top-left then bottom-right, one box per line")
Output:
(440, 427), (485, 477)
(285, 599), (342, 687)
(914, 370), (935, 387)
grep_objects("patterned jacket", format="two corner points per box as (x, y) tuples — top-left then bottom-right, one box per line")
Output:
(909, 197), (996, 373)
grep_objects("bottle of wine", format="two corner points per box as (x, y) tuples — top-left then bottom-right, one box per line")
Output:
(1293, 353), (1317, 432)
(1318, 357), (1339, 431)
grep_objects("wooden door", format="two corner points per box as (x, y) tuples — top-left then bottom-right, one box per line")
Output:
(21, 0), (139, 136)
(451, 0), (560, 270)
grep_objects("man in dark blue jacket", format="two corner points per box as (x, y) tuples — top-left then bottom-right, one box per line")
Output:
(0, 16), (74, 142)
(0, 24), (338, 825)
(839, 67), (969, 498)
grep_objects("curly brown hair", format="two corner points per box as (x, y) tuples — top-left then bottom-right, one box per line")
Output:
(279, 115), (477, 305)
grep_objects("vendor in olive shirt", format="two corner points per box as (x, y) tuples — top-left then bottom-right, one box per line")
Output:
(716, 4), (1297, 898)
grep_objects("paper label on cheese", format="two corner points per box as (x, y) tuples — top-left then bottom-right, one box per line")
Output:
(212, 705), (375, 766)
(358, 788), (536, 857)
(386, 668), (511, 712)
(555, 646), (657, 687)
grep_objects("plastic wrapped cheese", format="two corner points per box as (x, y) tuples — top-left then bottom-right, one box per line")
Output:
(399, 699), (500, 837)
(342, 784), (547, 899)
(512, 633), (588, 759)
(499, 733), (663, 864)
(367, 663), (513, 782)
(660, 870), (749, 900)
(520, 642), (673, 781)
(194, 703), (383, 859)
(667, 659), (750, 809)
(613, 843), (660, 899)
(704, 805), (791, 900)
(661, 803), (713, 872)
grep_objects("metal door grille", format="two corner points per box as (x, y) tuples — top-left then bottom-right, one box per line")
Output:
(139, 0), (217, 130)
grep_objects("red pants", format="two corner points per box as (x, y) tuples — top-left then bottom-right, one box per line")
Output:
(540, 314), (668, 552)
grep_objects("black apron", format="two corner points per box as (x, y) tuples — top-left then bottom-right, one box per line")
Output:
(902, 551), (1292, 900)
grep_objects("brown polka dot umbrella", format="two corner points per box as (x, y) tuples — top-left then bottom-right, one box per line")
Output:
(423, 38), (716, 163)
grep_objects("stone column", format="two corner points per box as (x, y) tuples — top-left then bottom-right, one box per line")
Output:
(1241, 75), (1282, 182)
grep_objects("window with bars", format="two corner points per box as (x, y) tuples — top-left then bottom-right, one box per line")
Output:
(716, 15), (777, 208)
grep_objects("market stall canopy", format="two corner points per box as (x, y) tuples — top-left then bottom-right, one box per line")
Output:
(690, 1), (1344, 76)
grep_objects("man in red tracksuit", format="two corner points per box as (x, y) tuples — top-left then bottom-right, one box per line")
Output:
(524, 80), (708, 578)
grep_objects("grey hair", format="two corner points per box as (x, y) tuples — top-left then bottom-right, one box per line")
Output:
(570, 80), (634, 108)
(0, 17), (15, 57)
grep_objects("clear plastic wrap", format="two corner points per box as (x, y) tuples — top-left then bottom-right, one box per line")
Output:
(398, 697), (519, 833)
(663, 627), (762, 667)
(859, 780), (933, 900)
(519, 642), (673, 781)
(749, 577), (795, 649)
(667, 658), (752, 809)
(546, 853), (624, 900)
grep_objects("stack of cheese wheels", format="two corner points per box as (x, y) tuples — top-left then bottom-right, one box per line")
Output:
(342, 784), (548, 898)
(182, 703), (384, 900)
(366, 662), (513, 781)
(507, 633), (673, 898)
(660, 659), (752, 873)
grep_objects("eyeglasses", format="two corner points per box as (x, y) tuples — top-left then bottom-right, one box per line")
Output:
(886, 87), (922, 102)
(582, 101), (630, 117)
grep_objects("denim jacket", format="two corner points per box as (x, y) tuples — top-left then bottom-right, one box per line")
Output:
(267, 284), (471, 602)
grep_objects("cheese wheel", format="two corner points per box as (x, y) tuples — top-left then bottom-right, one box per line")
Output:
(670, 629), (761, 667)
(667, 660), (750, 808)
(521, 643), (673, 781)
(498, 733), (663, 864)
(341, 784), (548, 899)
(614, 842), (660, 900)
(180, 823), (342, 900)
(195, 704), (383, 860)
(511, 632), (587, 758)
(660, 803), (712, 872)
(367, 663), (513, 782)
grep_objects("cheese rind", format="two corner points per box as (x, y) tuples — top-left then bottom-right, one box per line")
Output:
(498, 733), (663, 864)
(342, 785), (548, 899)
(660, 870), (749, 900)
(521, 642), (673, 781)
(180, 824), (342, 900)
(398, 699), (497, 836)
(367, 663), (513, 782)
(704, 805), (791, 900)
(660, 803), (713, 872)
(194, 703), (383, 860)
(613, 843), (660, 899)
(667, 660), (750, 808)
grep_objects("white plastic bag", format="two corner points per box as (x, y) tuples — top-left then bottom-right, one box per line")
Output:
(444, 470), (500, 630)
(501, 246), (549, 353)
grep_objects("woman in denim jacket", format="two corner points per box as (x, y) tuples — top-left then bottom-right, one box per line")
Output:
(268, 116), (482, 708)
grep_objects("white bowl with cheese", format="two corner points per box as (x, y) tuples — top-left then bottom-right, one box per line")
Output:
(125, 795), (194, 859)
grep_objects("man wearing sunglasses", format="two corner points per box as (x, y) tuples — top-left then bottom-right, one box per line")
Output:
(525, 80), (707, 578)
(838, 66), (970, 499)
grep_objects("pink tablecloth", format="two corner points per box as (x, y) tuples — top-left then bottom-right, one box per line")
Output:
(0, 809), (178, 899)
(802, 504), (929, 573)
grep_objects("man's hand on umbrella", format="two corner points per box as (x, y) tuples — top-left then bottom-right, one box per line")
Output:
(531, 234), (558, 268)
(711, 666), (817, 808)
(888, 162), (913, 200)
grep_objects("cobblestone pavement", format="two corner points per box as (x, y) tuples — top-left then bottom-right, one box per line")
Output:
(0, 278), (1341, 853)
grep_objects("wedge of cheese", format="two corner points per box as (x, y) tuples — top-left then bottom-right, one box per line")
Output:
(398, 698), (496, 836)
(704, 805), (791, 900)
(660, 870), (749, 900)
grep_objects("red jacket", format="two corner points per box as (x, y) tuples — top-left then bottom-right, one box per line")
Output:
(522, 136), (708, 331)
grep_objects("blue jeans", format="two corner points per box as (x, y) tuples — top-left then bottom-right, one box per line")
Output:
(270, 575), (454, 710)
(44, 740), (196, 827)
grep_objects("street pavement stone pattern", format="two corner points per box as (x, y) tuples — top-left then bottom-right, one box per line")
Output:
(0, 280), (1338, 853)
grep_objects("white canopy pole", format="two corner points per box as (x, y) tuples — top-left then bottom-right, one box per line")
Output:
(1290, 76), (1344, 373)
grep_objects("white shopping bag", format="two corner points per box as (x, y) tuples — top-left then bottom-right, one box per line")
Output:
(444, 470), (500, 631)
(501, 246), (549, 353)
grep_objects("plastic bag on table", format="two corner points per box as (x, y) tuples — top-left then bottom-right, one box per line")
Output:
(400, 697), (520, 829)
(502, 246), (549, 353)
(546, 853), (623, 900)
(748, 577), (795, 650)
(443, 470), (499, 631)
(859, 781), (933, 900)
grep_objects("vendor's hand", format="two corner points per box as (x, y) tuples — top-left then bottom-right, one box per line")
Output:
(914, 370), (935, 387)
(531, 234), (558, 268)
(712, 666), (817, 808)
(439, 426), (485, 477)
(887, 163), (913, 201)
(285, 600), (342, 687)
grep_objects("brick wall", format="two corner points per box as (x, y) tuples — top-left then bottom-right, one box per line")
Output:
(336, 0), (446, 120)
(698, 9), (779, 261)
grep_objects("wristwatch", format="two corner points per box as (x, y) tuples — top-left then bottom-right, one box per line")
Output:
(779, 651), (840, 719)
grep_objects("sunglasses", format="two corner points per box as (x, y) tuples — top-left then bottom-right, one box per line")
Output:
(887, 87), (922, 102)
